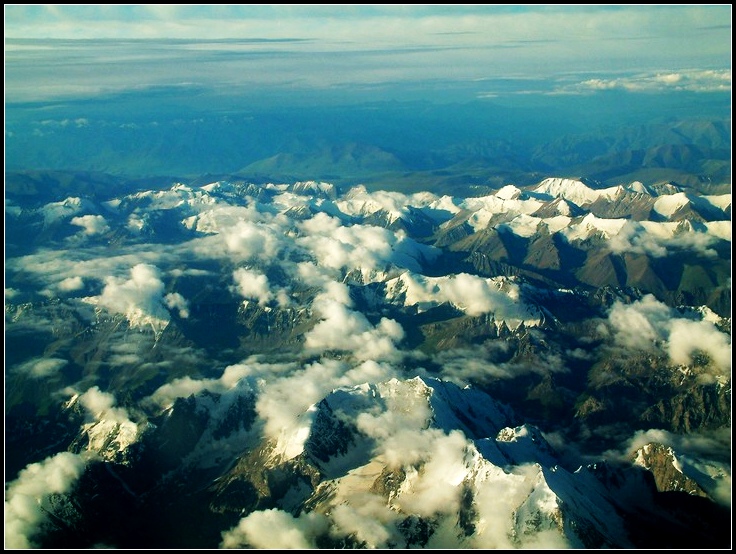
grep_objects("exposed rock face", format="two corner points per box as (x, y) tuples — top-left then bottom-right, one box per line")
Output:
(632, 442), (708, 497)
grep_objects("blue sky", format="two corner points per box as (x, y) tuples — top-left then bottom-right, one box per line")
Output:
(4, 5), (731, 104)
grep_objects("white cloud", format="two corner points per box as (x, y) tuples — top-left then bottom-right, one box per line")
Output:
(304, 284), (405, 362)
(70, 214), (110, 235)
(12, 357), (68, 378)
(296, 215), (435, 278)
(608, 221), (721, 258)
(603, 427), (731, 507)
(220, 508), (329, 549)
(223, 220), (285, 261)
(607, 295), (671, 351)
(606, 295), (731, 375)
(396, 272), (537, 324)
(164, 292), (190, 318)
(391, 429), (470, 517)
(77, 386), (132, 424)
(329, 493), (402, 548)
(144, 356), (298, 412)
(667, 318), (731, 374)
(88, 263), (188, 330)
(5, 287), (22, 300)
(570, 69), (731, 94)
(5, 451), (88, 548)
(57, 276), (85, 292)
(231, 267), (273, 306)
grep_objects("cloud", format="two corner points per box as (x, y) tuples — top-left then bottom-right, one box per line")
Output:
(222, 220), (286, 262)
(569, 69), (731, 94)
(87, 263), (189, 331)
(12, 357), (68, 378)
(391, 429), (470, 517)
(472, 464), (554, 548)
(220, 508), (329, 549)
(667, 318), (731, 374)
(304, 283), (405, 362)
(603, 427), (731, 507)
(70, 214), (110, 235)
(5, 6), (730, 106)
(145, 357), (298, 411)
(607, 295), (671, 351)
(256, 359), (355, 459)
(232, 267), (277, 307)
(295, 213), (438, 281)
(606, 295), (731, 376)
(164, 292), (190, 318)
(5, 287), (22, 300)
(329, 493), (403, 548)
(5, 451), (88, 548)
(77, 385), (133, 424)
(396, 272), (537, 324)
(430, 339), (569, 385)
(608, 221), (721, 258)
(57, 276), (85, 292)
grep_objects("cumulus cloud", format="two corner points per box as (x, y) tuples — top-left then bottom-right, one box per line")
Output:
(608, 221), (720, 258)
(472, 464), (552, 548)
(77, 386), (133, 424)
(220, 508), (329, 549)
(222, 220), (285, 261)
(256, 359), (356, 459)
(391, 429), (470, 517)
(569, 69), (731, 94)
(296, 214), (436, 278)
(145, 357), (298, 411)
(57, 275), (85, 292)
(431, 340), (569, 386)
(12, 356), (68, 378)
(606, 295), (731, 376)
(5, 287), (22, 300)
(93, 263), (168, 324)
(70, 214), (110, 235)
(5, 451), (88, 548)
(607, 294), (671, 351)
(667, 318), (731, 373)
(230, 267), (291, 307)
(86, 263), (189, 330)
(329, 493), (403, 548)
(397, 272), (536, 323)
(164, 291), (189, 318)
(304, 284), (405, 362)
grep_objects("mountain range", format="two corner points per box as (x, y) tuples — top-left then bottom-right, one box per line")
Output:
(4, 170), (731, 548)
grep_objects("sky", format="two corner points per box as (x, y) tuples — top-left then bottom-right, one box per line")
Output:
(4, 4), (732, 105)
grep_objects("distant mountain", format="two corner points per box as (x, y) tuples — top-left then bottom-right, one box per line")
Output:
(5, 95), (730, 195)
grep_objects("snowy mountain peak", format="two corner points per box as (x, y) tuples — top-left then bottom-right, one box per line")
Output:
(495, 184), (522, 200)
(533, 177), (601, 206)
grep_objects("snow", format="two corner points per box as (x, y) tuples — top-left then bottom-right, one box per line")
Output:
(625, 181), (654, 195)
(561, 213), (628, 241)
(495, 184), (522, 200)
(532, 177), (616, 206)
(702, 194), (732, 212)
(183, 206), (259, 234)
(460, 194), (544, 218)
(695, 306), (723, 325)
(653, 192), (690, 217)
(40, 196), (90, 224)
(501, 214), (541, 238)
(83, 419), (139, 456)
(704, 221), (732, 241)
(543, 215), (573, 234)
